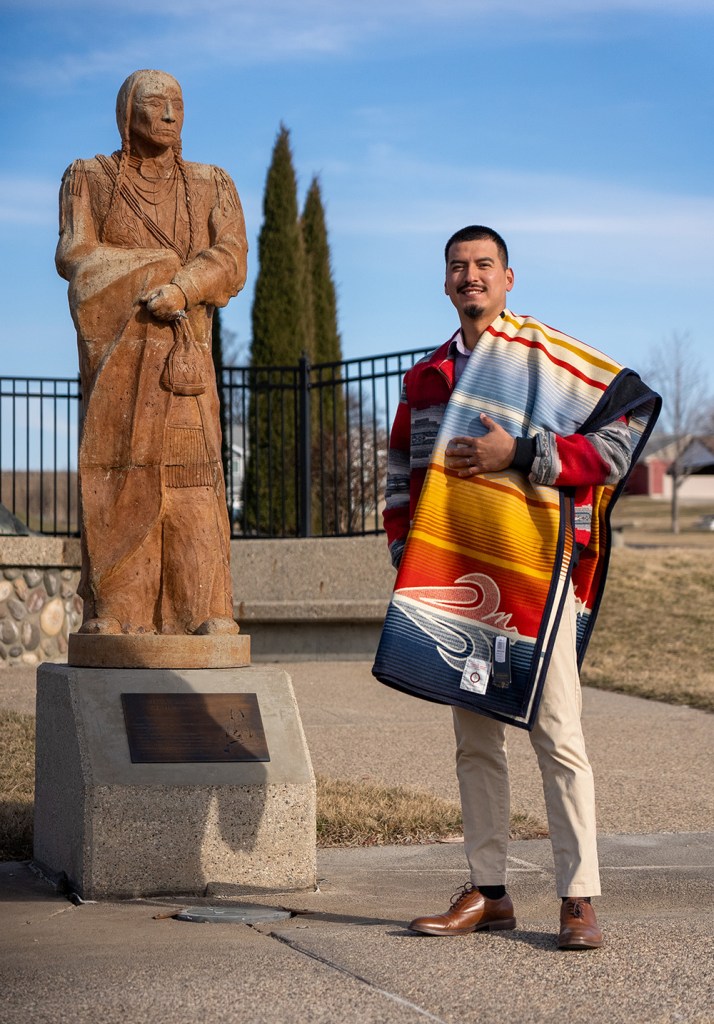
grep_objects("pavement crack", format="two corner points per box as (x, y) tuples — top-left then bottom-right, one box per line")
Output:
(47, 905), (76, 919)
(264, 929), (449, 1023)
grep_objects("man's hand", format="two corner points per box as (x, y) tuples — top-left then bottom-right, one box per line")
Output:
(444, 414), (516, 477)
(141, 284), (187, 321)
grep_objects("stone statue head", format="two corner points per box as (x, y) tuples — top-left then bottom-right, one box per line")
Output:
(101, 70), (193, 247)
(115, 69), (184, 155)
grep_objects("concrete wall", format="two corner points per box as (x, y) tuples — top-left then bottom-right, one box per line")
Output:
(232, 536), (395, 660)
(0, 535), (396, 665)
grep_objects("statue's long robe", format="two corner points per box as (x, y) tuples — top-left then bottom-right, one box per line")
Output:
(56, 155), (247, 617)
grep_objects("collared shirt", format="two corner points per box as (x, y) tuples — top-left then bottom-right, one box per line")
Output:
(449, 311), (507, 384)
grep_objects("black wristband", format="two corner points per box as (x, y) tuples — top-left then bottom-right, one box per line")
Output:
(510, 435), (537, 471)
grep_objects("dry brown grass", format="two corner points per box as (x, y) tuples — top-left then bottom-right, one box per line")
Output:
(0, 470), (80, 535)
(611, 495), (714, 548)
(0, 711), (34, 861)
(316, 776), (462, 847)
(583, 546), (714, 711)
(315, 775), (547, 847)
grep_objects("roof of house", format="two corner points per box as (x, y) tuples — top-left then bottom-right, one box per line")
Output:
(678, 435), (714, 471)
(638, 433), (685, 462)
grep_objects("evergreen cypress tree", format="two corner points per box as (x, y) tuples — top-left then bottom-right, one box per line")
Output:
(301, 177), (342, 366)
(244, 125), (311, 534)
(250, 125), (312, 367)
(301, 177), (345, 531)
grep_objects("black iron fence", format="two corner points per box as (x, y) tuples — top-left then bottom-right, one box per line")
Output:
(0, 376), (82, 536)
(0, 347), (431, 538)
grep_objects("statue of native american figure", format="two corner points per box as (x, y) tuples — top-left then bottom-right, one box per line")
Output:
(56, 69), (247, 636)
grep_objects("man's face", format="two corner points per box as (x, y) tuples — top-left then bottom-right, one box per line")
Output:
(129, 73), (184, 152)
(444, 239), (514, 325)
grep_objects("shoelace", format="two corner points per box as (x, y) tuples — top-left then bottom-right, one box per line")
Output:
(450, 883), (478, 907)
(566, 899), (585, 918)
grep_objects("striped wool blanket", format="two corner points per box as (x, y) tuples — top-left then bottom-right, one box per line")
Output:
(372, 312), (661, 730)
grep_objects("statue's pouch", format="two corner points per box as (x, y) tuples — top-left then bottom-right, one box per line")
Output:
(161, 317), (207, 396)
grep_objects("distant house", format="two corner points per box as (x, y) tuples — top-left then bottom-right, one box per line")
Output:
(675, 435), (714, 500)
(225, 418), (249, 523)
(625, 433), (714, 500)
(229, 441), (245, 520)
(625, 434), (681, 498)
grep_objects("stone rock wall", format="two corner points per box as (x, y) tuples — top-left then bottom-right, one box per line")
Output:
(0, 568), (82, 668)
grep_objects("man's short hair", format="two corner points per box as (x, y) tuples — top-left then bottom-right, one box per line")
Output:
(444, 226), (509, 269)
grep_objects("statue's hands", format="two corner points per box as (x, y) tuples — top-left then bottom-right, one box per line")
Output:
(444, 415), (516, 476)
(142, 284), (187, 321)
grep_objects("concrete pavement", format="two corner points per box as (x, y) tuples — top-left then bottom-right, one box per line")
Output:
(1, 662), (713, 1023)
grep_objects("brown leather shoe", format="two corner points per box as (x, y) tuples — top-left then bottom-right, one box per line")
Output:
(409, 884), (516, 936)
(558, 899), (604, 950)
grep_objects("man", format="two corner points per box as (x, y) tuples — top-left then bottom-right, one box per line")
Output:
(56, 69), (248, 636)
(373, 226), (659, 949)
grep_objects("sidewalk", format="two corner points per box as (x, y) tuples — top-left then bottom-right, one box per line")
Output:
(1, 662), (713, 1023)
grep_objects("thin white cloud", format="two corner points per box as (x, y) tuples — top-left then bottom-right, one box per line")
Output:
(3, 13), (356, 90)
(3, 0), (711, 13)
(333, 190), (714, 245)
(325, 145), (711, 227)
(316, 147), (714, 294)
(0, 179), (57, 226)
(3, 0), (712, 91)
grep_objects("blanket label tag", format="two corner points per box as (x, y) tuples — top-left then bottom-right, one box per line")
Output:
(492, 636), (511, 689)
(460, 656), (491, 695)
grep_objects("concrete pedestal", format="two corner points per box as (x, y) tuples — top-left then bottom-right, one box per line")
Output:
(34, 663), (316, 899)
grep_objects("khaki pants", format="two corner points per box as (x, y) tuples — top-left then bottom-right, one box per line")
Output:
(452, 585), (601, 897)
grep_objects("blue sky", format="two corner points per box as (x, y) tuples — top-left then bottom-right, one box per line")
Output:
(1, 0), (713, 393)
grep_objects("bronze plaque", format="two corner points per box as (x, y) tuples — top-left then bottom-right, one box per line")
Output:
(121, 693), (270, 764)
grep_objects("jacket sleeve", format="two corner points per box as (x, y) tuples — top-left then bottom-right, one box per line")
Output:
(382, 377), (412, 568)
(529, 416), (632, 488)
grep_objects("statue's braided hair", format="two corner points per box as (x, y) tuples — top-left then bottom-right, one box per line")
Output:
(101, 69), (195, 261)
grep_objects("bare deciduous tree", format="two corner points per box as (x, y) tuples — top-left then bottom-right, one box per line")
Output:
(312, 388), (388, 535)
(647, 332), (710, 534)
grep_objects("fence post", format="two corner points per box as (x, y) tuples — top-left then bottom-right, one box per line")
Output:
(298, 354), (312, 537)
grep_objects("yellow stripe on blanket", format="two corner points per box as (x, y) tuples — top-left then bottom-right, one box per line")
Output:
(410, 469), (561, 574)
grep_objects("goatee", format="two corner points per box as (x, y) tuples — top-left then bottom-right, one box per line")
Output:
(464, 304), (482, 320)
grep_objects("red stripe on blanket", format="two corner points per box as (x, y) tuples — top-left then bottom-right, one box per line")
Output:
(486, 326), (609, 392)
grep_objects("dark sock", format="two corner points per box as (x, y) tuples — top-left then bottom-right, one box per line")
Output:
(562, 896), (591, 903)
(478, 885), (506, 900)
